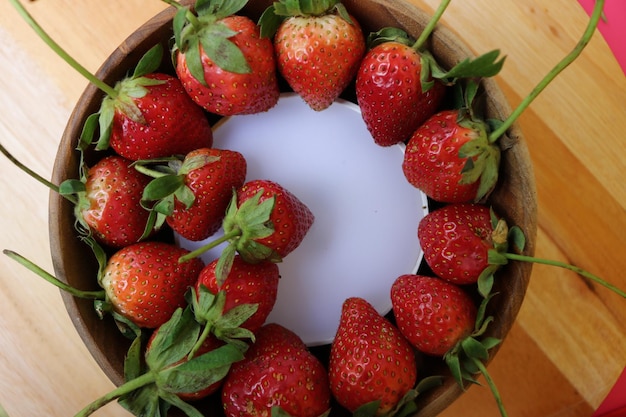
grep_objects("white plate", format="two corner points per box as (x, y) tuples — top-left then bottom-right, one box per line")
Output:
(176, 93), (428, 346)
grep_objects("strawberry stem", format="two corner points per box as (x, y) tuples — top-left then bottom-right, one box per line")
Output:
(472, 357), (508, 417)
(3, 250), (106, 299)
(412, 0), (451, 51)
(9, 0), (118, 99)
(73, 371), (156, 417)
(187, 322), (213, 361)
(488, 0), (605, 142)
(504, 252), (626, 298)
(0, 142), (77, 205)
(178, 229), (242, 263)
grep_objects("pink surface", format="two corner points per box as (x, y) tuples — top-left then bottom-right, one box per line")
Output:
(594, 367), (626, 416)
(578, 0), (626, 75)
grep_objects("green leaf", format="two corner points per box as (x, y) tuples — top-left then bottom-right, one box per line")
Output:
(185, 37), (207, 86)
(95, 101), (115, 150)
(353, 400), (381, 417)
(199, 25), (251, 74)
(174, 184), (196, 209)
(58, 179), (86, 195)
(191, 285), (218, 324)
(366, 27), (412, 48)
(477, 266), (496, 298)
(211, 0), (248, 20)
(508, 225), (526, 252)
(258, 5), (284, 39)
(440, 49), (506, 81)
(142, 175), (186, 202)
(215, 243), (237, 286)
(445, 353), (464, 388)
(481, 337), (502, 351)
(173, 7), (190, 50)
(133, 44), (164, 78)
(78, 112), (99, 150)
(157, 391), (204, 417)
(461, 337), (489, 361)
(159, 343), (244, 393)
(146, 308), (201, 371)
(124, 334), (145, 382)
(119, 384), (165, 417)
(216, 303), (259, 331)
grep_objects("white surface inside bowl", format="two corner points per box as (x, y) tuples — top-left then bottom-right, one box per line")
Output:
(176, 93), (428, 346)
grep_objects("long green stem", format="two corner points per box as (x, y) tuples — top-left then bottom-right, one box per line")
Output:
(8, 0), (118, 98)
(0, 142), (77, 205)
(473, 357), (508, 417)
(413, 0), (452, 50)
(3, 250), (106, 300)
(504, 252), (626, 298)
(489, 0), (605, 141)
(178, 229), (241, 263)
(74, 371), (156, 417)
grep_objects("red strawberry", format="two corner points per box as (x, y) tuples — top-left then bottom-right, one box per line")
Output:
(173, 3), (279, 115)
(77, 155), (152, 248)
(260, 0), (366, 111)
(104, 72), (214, 160)
(402, 109), (501, 203)
(356, 39), (446, 146)
(140, 148), (247, 241)
(390, 275), (476, 357)
(222, 323), (331, 417)
(179, 179), (314, 271)
(195, 254), (280, 334)
(100, 241), (204, 328)
(91, 44), (213, 160)
(329, 297), (417, 415)
(232, 179), (314, 260)
(356, 21), (505, 147)
(417, 203), (506, 285)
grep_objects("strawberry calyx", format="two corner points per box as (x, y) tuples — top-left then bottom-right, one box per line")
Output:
(186, 285), (258, 360)
(166, 0), (252, 84)
(178, 188), (280, 283)
(443, 293), (508, 417)
(259, 0), (353, 38)
(270, 406), (331, 417)
(352, 375), (444, 417)
(76, 307), (246, 417)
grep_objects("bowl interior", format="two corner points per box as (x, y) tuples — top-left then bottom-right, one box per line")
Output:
(49, 1), (537, 415)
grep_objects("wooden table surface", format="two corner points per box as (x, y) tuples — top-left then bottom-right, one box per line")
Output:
(1, 0), (624, 416)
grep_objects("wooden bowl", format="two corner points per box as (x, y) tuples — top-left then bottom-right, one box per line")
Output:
(49, 0), (537, 415)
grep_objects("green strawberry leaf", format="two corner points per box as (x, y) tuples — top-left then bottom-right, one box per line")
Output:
(508, 226), (526, 252)
(124, 334), (145, 382)
(78, 112), (99, 150)
(119, 383), (165, 417)
(434, 49), (506, 82)
(353, 400), (381, 417)
(366, 27), (413, 48)
(146, 307), (201, 371)
(156, 391), (204, 417)
(133, 44), (164, 79)
(461, 336), (489, 361)
(158, 343), (244, 394)
(215, 242), (238, 285)
(173, 6), (190, 50)
(488, 249), (509, 266)
(200, 22), (251, 74)
(477, 265), (497, 298)
(258, 5), (284, 38)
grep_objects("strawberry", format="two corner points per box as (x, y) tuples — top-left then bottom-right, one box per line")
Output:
(91, 44), (213, 161)
(402, 108), (501, 203)
(74, 155), (153, 248)
(179, 179), (315, 278)
(172, 1), (279, 115)
(139, 148), (247, 241)
(329, 297), (418, 415)
(222, 323), (331, 417)
(195, 254), (280, 334)
(417, 203), (504, 286)
(356, 37), (446, 147)
(390, 275), (477, 357)
(260, 0), (366, 111)
(356, 16), (505, 147)
(100, 241), (204, 328)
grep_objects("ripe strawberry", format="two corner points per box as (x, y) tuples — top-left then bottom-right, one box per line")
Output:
(390, 275), (477, 356)
(93, 44), (213, 160)
(356, 20), (505, 147)
(173, 2), (279, 115)
(329, 297), (417, 415)
(100, 241), (204, 328)
(356, 38), (446, 146)
(260, 0), (366, 111)
(140, 148), (247, 241)
(76, 155), (152, 248)
(417, 203), (504, 285)
(179, 179), (315, 272)
(195, 254), (280, 334)
(402, 109), (501, 203)
(222, 323), (331, 417)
